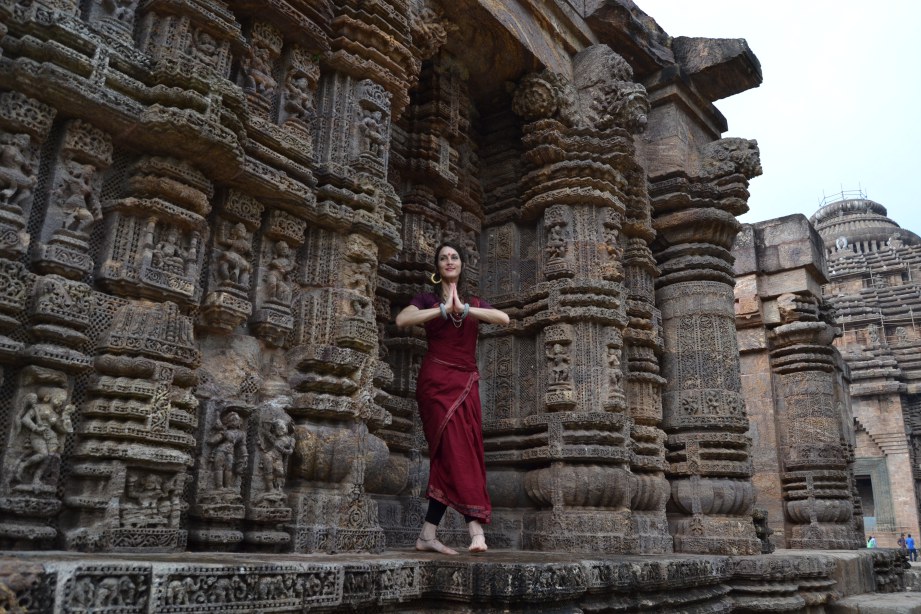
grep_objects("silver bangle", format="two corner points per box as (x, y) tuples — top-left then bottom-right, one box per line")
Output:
(439, 303), (448, 319)
(462, 303), (470, 319)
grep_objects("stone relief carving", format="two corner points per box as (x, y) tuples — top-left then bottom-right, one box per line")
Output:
(700, 137), (763, 180)
(10, 378), (74, 491)
(207, 410), (248, 492)
(0, 0), (871, 596)
(0, 136), (35, 213)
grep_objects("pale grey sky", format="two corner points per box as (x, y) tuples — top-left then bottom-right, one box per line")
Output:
(637, 1), (920, 233)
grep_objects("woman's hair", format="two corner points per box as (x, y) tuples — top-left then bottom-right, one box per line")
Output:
(432, 241), (468, 303)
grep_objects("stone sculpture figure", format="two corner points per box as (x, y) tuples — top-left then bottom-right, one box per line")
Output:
(546, 343), (571, 388)
(13, 388), (75, 488)
(0, 139), (35, 209)
(546, 224), (567, 259)
(152, 227), (187, 273)
(191, 29), (220, 67)
(867, 323), (881, 346)
(265, 240), (295, 304)
(358, 109), (385, 157)
(59, 160), (98, 233)
(101, 0), (136, 22)
(284, 74), (314, 121)
(607, 346), (623, 391)
(216, 222), (253, 286)
(260, 417), (294, 494)
(208, 410), (248, 491)
(244, 46), (277, 96)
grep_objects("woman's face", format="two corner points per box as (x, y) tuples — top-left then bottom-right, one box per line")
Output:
(437, 246), (462, 281)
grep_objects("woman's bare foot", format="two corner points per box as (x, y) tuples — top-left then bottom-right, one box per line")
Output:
(467, 520), (488, 553)
(415, 521), (457, 555)
(415, 536), (458, 555)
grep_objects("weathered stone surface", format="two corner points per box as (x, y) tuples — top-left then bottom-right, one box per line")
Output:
(733, 215), (864, 550)
(671, 36), (763, 102)
(810, 197), (921, 549)
(0, 549), (903, 613)
(0, 0), (885, 611)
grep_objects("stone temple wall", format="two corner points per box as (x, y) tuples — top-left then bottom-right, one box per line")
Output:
(811, 198), (921, 546)
(733, 215), (864, 550)
(0, 0), (884, 611)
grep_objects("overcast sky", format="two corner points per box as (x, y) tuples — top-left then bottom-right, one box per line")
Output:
(637, 1), (921, 233)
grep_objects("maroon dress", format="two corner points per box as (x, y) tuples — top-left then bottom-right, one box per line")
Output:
(410, 292), (492, 523)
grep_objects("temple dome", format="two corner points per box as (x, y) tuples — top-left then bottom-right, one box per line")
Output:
(809, 197), (920, 256)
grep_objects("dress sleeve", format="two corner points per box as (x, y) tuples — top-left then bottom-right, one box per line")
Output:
(474, 296), (492, 309)
(409, 293), (435, 309)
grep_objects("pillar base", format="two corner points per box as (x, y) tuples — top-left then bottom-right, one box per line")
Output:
(670, 514), (760, 555)
(523, 509), (635, 553)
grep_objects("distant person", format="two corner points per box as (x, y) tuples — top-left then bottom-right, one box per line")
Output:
(866, 535), (877, 548)
(907, 534), (917, 561)
(899, 533), (907, 552)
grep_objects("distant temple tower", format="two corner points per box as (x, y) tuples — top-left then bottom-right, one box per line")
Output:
(813, 194), (921, 546)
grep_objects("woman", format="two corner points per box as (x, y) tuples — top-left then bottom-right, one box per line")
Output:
(395, 242), (510, 554)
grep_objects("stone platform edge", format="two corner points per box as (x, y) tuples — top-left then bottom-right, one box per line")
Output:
(0, 548), (906, 613)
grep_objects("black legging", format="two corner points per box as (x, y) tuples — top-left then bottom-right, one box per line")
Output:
(424, 498), (476, 525)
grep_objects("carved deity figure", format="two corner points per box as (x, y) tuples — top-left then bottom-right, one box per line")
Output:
(123, 472), (183, 527)
(358, 108), (385, 157)
(546, 224), (567, 259)
(463, 229), (479, 270)
(607, 346), (623, 392)
(59, 159), (98, 233)
(208, 410), (248, 491)
(283, 74), (314, 121)
(216, 222), (253, 286)
(127, 473), (165, 509)
(152, 226), (187, 273)
(546, 343), (571, 387)
(0, 139), (35, 209)
(896, 326), (911, 344)
(260, 418), (294, 493)
(13, 388), (75, 487)
(867, 323), (881, 346)
(102, 0), (137, 22)
(265, 240), (294, 304)
(192, 29), (220, 67)
(244, 46), (277, 96)
(888, 233), (904, 249)
(603, 226), (622, 260)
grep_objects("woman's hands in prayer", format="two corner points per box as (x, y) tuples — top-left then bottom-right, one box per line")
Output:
(448, 282), (465, 314)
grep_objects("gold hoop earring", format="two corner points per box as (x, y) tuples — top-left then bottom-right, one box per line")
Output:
(430, 273), (442, 284)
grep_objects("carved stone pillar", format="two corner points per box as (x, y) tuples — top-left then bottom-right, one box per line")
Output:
(770, 304), (864, 548)
(622, 197), (672, 553)
(63, 301), (200, 552)
(282, 0), (412, 546)
(652, 139), (763, 555)
(509, 44), (654, 553)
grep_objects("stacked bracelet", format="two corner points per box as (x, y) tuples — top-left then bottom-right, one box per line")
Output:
(462, 303), (470, 319)
(439, 303), (448, 320)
